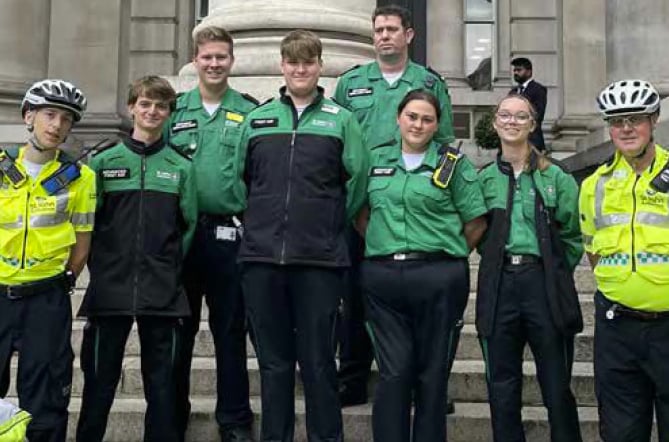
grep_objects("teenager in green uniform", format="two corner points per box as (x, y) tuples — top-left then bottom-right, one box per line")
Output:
(476, 95), (583, 442)
(167, 26), (257, 442)
(76, 76), (198, 442)
(360, 89), (487, 442)
(238, 30), (368, 442)
(333, 4), (456, 408)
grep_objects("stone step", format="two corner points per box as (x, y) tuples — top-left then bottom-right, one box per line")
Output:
(40, 397), (603, 441)
(67, 320), (596, 363)
(6, 355), (596, 407)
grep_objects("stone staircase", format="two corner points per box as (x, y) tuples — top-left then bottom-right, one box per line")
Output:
(5, 257), (610, 441)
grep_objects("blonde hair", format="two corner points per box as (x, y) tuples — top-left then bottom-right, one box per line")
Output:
(193, 26), (234, 57)
(494, 94), (551, 171)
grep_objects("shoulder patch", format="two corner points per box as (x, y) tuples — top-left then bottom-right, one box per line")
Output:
(371, 139), (396, 150)
(338, 64), (361, 77)
(241, 93), (260, 106)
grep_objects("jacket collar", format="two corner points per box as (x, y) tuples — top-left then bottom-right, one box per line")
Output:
(123, 133), (166, 156)
(279, 86), (325, 107)
(495, 148), (539, 176)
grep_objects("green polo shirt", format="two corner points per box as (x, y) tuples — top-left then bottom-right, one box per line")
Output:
(365, 140), (486, 258)
(167, 87), (257, 215)
(334, 61), (455, 148)
(506, 172), (540, 256)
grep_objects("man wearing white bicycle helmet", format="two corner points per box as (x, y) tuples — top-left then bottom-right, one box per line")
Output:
(0, 79), (95, 442)
(579, 79), (669, 441)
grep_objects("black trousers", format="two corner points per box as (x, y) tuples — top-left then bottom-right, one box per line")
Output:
(0, 286), (72, 442)
(337, 228), (373, 394)
(76, 316), (182, 442)
(480, 264), (581, 442)
(242, 263), (343, 442)
(175, 217), (252, 436)
(595, 291), (669, 441)
(362, 257), (468, 442)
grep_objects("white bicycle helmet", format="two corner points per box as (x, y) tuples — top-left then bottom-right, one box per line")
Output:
(597, 79), (660, 118)
(21, 79), (87, 122)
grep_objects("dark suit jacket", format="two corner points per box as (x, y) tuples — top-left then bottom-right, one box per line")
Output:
(509, 79), (547, 150)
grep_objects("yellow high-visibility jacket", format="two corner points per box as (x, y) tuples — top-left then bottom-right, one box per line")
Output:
(579, 144), (669, 310)
(0, 145), (96, 285)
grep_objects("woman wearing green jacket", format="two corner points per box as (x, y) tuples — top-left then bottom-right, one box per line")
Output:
(477, 94), (583, 442)
(360, 89), (487, 441)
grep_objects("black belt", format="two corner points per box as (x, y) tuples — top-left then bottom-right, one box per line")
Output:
(199, 213), (242, 227)
(0, 273), (69, 300)
(598, 293), (669, 321)
(369, 251), (453, 262)
(504, 254), (541, 266)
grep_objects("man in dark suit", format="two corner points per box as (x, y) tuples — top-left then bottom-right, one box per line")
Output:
(510, 57), (548, 151)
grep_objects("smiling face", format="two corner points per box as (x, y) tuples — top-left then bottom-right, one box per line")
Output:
(25, 107), (74, 149)
(607, 113), (656, 159)
(397, 98), (439, 152)
(373, 15), (414, 60)
(128, 95), (171, 136)
(493, 96), (536, 146)
(193, 41), (234, 89)
(281, 56), (322, 99)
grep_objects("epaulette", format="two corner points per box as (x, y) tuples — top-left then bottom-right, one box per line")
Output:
(330, 96), (346, 108)
(478, 161), (495, 173)
(241, 93), (260, 106)
(168, 142), (193, 161)
(370, 139), (396, 150)
(91, 139), (119, 157)
(257, 97), (275, 107)
(425, 66), (446, 85)
(338, 64), (362, 78)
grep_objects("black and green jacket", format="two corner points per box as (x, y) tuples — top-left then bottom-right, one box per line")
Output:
(238, 86), (368, 267)
(476, 151), (583, 337)
(79, 136), (198, 317)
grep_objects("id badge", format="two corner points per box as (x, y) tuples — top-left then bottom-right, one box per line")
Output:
(216, 226), (237, 241)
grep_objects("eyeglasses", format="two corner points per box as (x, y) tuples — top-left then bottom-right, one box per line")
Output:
(606, 115), (650, 129)
(496, 111), (532, 124)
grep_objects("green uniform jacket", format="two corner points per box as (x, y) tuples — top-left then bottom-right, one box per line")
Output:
(80, 137), (198, 317)
(476, 152), (583, 336)
(365, 139), (486, 258)
(237, 86), (368, 267)
(334, 61), (455, 147)
(167, 87), (257, 215)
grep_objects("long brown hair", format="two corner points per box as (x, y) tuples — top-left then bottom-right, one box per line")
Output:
(494, 94), (550, 171)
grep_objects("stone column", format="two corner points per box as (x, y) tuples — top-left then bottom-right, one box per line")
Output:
(607, 0), (669, 96)
(174, 0), (376, 100)
(551, 0), (606, 152)
(427, 0), (467, 88)
(0, 1), (50, 143)
(48, 0), (131, 143)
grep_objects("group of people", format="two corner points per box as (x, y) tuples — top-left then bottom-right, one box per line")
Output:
(0, 3), (668, 442)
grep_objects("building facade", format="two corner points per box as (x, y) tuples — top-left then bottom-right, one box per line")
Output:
(0, 0), (667, 167)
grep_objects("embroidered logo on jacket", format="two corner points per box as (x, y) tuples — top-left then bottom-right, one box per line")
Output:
(101, 168), (130, 179)
(250, 118), (279, 129)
